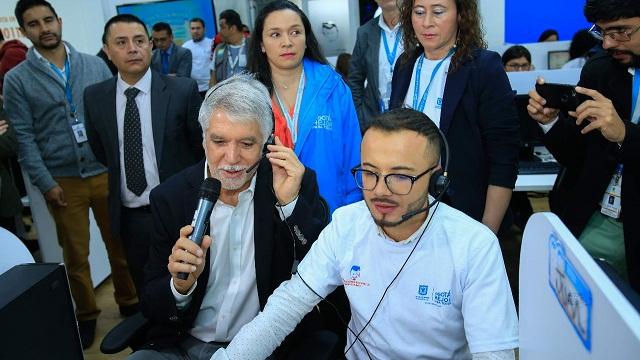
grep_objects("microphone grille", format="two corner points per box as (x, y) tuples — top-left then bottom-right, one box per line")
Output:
(200, 178), (222, 201)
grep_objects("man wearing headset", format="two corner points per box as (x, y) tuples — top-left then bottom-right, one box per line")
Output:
(211, 108), (518, 360)
(131, 74), (329, 359)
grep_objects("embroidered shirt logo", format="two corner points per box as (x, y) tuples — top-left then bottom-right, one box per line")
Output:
(312, 115), (333, 131)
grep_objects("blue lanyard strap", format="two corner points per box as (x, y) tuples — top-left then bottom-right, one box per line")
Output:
(381, 29), (401, 71)
(49, 57), (76, 116)
(274, 69), (306, 144)
(631, 68), (640, 124)
(412, 48), (455, 113)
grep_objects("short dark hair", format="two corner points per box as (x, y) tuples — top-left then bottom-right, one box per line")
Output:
(219, 9), (242, 30)
(0, 31), (4, 42)
(248, 0), (328, 94)
(568, 29), (600, 60)
(501, 45), (531, 65)
(537, 29), (559, 42)
(584, 0), (640, 23)
(190, 17), (205, 28)
(15, 0), (59, 28)
(102, 14), (148, 44)
(152, 22), (172, 36)
(363, 108), (442, 159)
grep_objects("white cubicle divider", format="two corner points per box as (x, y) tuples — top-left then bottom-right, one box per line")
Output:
(490, 40), (571, 71)
(21, 170), (111, 287)
(507, 68), (582, 95)
(519, 213), (640, 359)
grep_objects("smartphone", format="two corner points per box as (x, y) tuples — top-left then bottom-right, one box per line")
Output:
(535, 82), (583, 112)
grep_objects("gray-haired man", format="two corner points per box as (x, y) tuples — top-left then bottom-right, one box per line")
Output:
(130, 74), (329, 359)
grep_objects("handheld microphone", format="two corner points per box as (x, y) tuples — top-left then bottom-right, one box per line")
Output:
(177, 177), (221, 280)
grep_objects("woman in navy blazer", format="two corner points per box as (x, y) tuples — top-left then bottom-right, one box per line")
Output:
(389, 0), (519, 233)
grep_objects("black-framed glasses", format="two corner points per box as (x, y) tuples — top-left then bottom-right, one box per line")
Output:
(589, 23), (640, 42)
(351, 165), (437, 195)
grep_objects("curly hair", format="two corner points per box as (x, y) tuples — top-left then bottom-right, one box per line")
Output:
(398, 0), (486, 72)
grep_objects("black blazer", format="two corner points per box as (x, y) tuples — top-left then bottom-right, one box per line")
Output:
(390, 49), (519, 221)
(84, 70), (204, 236)
(544, 53), (640, 291)
(348, 15), (383, 129)
(140, 159), (329, 353)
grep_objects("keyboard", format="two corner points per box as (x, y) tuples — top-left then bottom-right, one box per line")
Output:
(519, 161), (561, 175)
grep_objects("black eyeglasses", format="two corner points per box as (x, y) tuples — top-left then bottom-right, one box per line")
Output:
(351, 165), (437, 195)
(589, 23), (640, 42)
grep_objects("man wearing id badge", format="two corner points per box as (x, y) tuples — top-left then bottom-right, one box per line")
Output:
(528, 0), (640, 292)
(348, 0), (404, 129)
(3, 0), (137, 349)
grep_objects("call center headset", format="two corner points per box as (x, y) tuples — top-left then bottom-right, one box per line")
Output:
(399, 123), (450, 222)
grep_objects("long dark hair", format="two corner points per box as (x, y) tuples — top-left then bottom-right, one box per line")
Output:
(248, 0), (328, 94)
(398, 0), (486, 72)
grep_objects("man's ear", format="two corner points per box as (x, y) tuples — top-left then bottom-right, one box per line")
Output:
(102, 44), (110, 60)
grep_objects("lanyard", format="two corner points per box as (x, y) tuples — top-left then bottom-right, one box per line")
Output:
(49, 57), (76, 117)
(228, 40), (245, 70)
(382, 29), (401, 72)
(631, 68), (640, 124)
(274, 69), (305, 144)
(412, 48), (455, 113)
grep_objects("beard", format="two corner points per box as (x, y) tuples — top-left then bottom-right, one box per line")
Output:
(37, 32), (62, 50)
(607, 48), (640, 67)
(211, 164), (253, 190)
(365, 188), (429, 228)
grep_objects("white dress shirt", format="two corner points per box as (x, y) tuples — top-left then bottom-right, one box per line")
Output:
(116, 68), (160, 207)
(171, 162), (297, 342)
(183, 37), (213, 92)
(378, 16), (403, 111)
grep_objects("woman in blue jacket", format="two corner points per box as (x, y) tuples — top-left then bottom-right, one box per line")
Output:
(248, 0), (362, 215)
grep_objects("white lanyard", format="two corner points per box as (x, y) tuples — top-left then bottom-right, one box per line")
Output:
(227, 41), (245, 70)
(274, 69), (306, 144)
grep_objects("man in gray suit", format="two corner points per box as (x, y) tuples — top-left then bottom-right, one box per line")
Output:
(348, 0), (403, 129)
(84, 14), (204, 293)
(150, 22), (192, 78)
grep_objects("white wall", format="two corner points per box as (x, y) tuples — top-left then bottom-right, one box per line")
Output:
(0, 0), (106, 55)
(479, 0), (505, 49)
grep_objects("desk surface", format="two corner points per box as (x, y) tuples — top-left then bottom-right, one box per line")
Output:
(515, 173), (557, 192)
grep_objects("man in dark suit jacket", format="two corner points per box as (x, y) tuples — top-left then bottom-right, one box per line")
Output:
(528, 0), (640, 292)
(84, 14), (203, 291)
(130, 74), (329, 359)
(348, 0), (403, 130)
(151, 22), (192, 78)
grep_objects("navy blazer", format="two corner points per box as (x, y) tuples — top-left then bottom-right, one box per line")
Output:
(544, 53), (640, 291)
(151, 43), (192, 78)
(84, 70), (204, 236)
(389, 48), (519, 221)
(139, 159), (329, 354)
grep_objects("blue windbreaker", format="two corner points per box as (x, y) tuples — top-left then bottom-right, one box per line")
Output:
(295, 58), (363, 215)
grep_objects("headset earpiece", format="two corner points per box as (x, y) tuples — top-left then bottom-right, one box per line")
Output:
(428, 169), (449, 199)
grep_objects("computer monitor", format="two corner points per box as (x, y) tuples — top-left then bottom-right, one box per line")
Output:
(548, 50), (571, 70)
(0, 264), (83, 360)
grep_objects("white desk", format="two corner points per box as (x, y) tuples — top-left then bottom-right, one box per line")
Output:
(515, 173), (557, 192)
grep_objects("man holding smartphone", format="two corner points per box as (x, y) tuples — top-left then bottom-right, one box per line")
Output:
(528, 0), (640, 292)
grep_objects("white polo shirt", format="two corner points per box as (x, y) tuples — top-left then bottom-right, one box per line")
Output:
(299, 200), (518, 359)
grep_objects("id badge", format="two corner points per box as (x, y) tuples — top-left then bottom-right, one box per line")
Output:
(71, 121), (88, 144)
(600, 164), (623, 218)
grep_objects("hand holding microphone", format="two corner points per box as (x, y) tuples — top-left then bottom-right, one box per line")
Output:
(169, 178), (221, 293)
